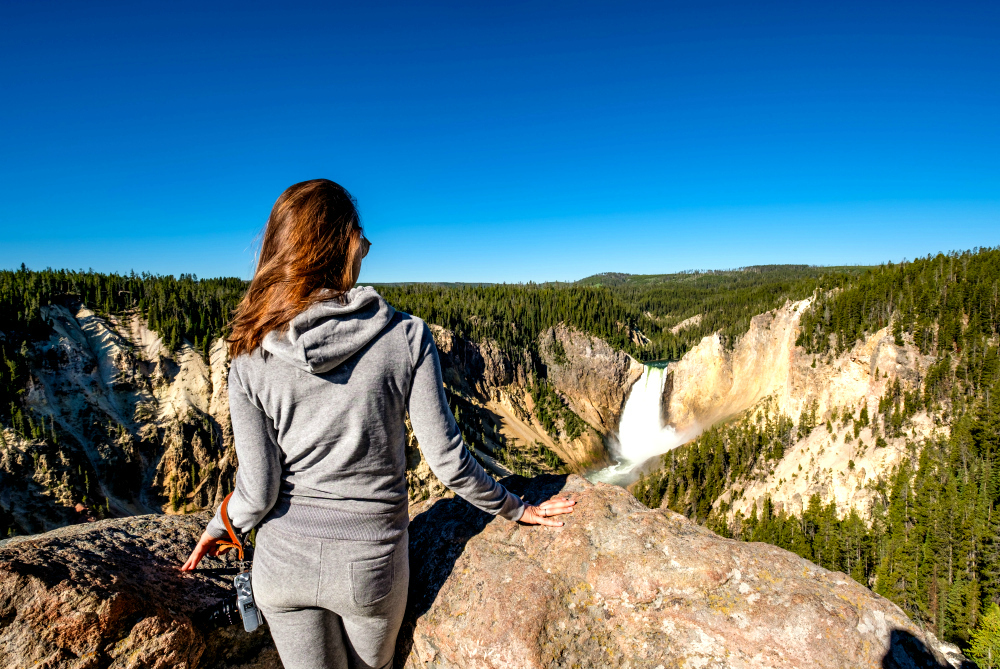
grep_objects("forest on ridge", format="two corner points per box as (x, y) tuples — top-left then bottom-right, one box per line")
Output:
(0, 262), (861, 432)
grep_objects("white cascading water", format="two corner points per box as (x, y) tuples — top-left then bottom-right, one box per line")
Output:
(588, 365), (687, 486)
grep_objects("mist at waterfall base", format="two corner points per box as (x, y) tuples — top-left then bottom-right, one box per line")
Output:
(588, 365), (694, 487)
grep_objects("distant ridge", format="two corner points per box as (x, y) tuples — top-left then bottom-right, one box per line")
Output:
(369, 264), (871, 288)
(575, 264), (870, 287)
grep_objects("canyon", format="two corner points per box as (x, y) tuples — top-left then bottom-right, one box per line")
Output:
(0, 301), (640, 537)
(0, 287), (973, 668)
(2, 288), (935, 536)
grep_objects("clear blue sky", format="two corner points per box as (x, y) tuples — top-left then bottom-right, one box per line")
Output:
(1, 1), (998, 282)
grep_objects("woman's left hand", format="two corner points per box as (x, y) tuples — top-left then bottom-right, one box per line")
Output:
(518, 496), (576, 527)
(180, 530), (226, 571)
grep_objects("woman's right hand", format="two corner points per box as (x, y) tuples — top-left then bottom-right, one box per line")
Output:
(518, 496), (576, 527)
(179, 529), (227, 571)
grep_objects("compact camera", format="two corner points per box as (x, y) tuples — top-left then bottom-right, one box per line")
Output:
(234, 571), (262, 631)
(197, 570), (262, 632)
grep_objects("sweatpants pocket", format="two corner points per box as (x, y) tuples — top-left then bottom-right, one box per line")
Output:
(350, 550), (394, 607)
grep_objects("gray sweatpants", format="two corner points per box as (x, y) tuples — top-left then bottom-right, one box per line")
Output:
(251, 521), (409, 669)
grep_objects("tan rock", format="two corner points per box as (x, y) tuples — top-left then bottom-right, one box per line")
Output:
(399, 475), (966, 668)
(0, 513), (277, 669)
(0, 476), (966, 669)
(670, 313), (703, 335)
(538, 323), (644, 432)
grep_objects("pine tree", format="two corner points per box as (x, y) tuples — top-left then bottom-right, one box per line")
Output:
(970, 603), (1000, 669)
(168, 324), (179, 352)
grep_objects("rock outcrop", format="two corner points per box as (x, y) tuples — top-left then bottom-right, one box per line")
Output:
(0, 475), (967, 669)
(0, 512), (277, 669)
(401, 475), (966, 669)
(539, 324), (644, 434)
(669, 313), (703, 335)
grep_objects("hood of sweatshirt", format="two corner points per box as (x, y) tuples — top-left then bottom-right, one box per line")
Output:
(261, 286), (396, 374)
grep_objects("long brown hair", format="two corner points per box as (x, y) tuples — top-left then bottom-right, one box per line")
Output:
(228, 179), (362, 358)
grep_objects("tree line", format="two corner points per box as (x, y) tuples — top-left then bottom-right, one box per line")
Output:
(377, 264), (863, 365)
(0, 266), (246, 428)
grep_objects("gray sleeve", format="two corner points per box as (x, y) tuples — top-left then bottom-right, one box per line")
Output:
(206, 362), (283, 539)
(405, 320), (525, 522)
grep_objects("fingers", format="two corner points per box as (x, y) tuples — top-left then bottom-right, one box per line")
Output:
(536, 497), (576, 517)
(521, 507), (564, 526)
(533, 514), (566, 527)
(519, 497), (578, 527)
(179, 546), (206, 571)
(179, 533), (218, 571)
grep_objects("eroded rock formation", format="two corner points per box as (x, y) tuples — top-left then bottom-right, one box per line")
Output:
(538, 323), (644, 433)
(1, 304), (236, 536)
(0, 475), (966, 669)
(654, 299), (939, 519)
(662, 299), (933, 441)
(425, 322), (630, 475)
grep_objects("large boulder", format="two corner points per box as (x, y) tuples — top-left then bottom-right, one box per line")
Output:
(0, 476), (969, 669)
(401, 475), (966, 669)
(0, 513), (278, 669)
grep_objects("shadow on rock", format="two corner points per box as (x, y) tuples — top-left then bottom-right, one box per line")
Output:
(394, 474), (568, 667)
(881, 629), (975, 669)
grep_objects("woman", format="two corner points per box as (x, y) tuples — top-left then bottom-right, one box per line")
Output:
(180, 179), (575, 669)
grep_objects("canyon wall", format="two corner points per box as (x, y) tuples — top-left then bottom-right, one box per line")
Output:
(2, 305), (640, 535)
(1, 303), (236, 535)
(654, 299), (938, 519)
(538, 323), (644, 433)
(663, 299), (933, 437)
(425, 322), (639, 475)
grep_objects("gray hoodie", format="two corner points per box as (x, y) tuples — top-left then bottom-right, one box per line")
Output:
(206, 286), (525, 543)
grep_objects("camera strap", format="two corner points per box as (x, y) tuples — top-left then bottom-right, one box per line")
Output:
(217, 492), (245, 563)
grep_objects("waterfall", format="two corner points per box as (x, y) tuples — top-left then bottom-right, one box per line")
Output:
(588, 364), (687, 486)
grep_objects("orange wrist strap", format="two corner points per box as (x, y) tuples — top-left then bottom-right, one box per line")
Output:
(216, 492), (244, 561)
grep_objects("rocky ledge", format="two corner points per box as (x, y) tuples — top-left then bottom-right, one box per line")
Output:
(0, 476), (968, 669)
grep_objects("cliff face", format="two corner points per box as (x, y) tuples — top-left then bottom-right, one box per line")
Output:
(0, 475), (967, 669)
(538, 323), (644, 434)
(1, 304), (236, 536)
(654, 299), (938, 519)
(661, 300), (813, 433)
(663, 299), (933, 437)
(421, 322), (634, 477)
